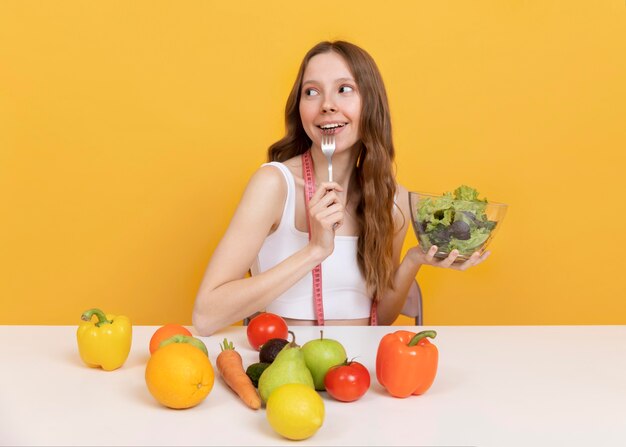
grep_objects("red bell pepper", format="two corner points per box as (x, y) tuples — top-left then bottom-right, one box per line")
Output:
(376, 330), (438, 398)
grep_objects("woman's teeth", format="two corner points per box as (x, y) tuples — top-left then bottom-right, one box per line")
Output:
(319, 123), (346, 134)
(320, 123), (345, 129)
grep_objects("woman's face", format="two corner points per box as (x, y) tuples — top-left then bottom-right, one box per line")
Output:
(299, 51), (362, 153)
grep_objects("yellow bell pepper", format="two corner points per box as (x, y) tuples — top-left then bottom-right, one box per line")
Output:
(76, 308), (132, 371)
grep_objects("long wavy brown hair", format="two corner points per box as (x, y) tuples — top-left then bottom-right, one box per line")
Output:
(268, 41), (397, 301)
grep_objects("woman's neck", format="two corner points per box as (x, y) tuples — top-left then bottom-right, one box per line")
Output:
(309, 144), (359, 188)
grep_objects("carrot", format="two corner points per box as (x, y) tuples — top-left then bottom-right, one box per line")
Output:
(217, 338), (262, 410)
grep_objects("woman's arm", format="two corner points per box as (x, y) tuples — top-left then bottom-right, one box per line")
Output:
(375, 184), (490, 325)
(192, 166), (345, 336)
(192, 166), (318, 335)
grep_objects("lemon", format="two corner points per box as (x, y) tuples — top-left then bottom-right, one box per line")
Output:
(266, 383), (325, 440)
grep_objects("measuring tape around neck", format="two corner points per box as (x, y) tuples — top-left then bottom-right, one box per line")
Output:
(301, 150), (378, 326)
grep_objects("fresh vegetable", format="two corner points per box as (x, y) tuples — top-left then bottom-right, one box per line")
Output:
(149, 324), (192, 354)
(246, 362), (271, 388)
(376, 330), (438, 398)
(76, 308), (132, 371)
(246, 312), (289, 351)
(324, 360), (370, 402)
(259, 338), (290, 363)
(415, 185), (497, 255)
(217, 338), (262, 410)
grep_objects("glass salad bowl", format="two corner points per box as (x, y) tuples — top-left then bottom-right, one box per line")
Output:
(408, 185), (508, 263)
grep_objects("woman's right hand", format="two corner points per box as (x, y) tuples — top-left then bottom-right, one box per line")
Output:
(307, 182), (344, 258)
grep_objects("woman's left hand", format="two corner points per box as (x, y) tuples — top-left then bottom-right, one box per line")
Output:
(405, 245), (490, 271)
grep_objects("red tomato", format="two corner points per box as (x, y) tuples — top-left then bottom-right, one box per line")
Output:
(324, 361), (371, 402)
(246, 313), (289, 351)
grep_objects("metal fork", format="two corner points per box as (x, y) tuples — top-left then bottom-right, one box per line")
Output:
(321, 134), (336, 182)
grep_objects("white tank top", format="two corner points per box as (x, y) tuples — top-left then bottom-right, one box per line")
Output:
(250, 162), (372, 320)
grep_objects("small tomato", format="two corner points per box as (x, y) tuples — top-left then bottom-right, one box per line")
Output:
(324, 360), (371, 402)
(246, 313), (288, 351)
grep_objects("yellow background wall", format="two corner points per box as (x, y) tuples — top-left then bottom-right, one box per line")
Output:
(1, 1), (625, 326)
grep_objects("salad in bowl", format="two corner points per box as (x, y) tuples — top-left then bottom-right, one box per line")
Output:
(409, 185), (508, 262)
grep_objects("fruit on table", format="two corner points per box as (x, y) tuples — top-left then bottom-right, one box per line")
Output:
(376, 330), (438, 398)
(258, 331), (314, 403)
(76, 308), (132, 371)
(159, 334), (208, 356)
(145, 343), (214, 409)
(324, 360), (371, 402)
(216, 339), (262, 410)
(266, 383), (325, 441)
(149, 324), (192, 354)
(246, 362), (270, 388)
(301, 330), (347, 390)
(259, 337), (290, 364)
(246, 312), (289, 351)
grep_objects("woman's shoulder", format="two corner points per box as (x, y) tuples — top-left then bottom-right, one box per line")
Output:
(269, 155), (304, 184)
(255, 156), (304, 183)
(244, 163), (288, 198)
(238, 163), (290, 228)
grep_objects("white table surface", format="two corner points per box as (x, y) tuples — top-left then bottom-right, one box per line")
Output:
(1, 325), (625, 446)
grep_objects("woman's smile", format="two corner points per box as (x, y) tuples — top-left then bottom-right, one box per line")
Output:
(317, 122), (348, 135)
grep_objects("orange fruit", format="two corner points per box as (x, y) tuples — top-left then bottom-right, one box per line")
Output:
(149, 324), (192, 354)
(145, 343), (215, 409)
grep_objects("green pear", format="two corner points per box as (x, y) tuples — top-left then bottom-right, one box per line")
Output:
(258, 331), (314, 403)
(301, 330), (347, 390)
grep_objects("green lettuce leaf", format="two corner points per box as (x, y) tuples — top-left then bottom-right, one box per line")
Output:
(416, 185), (495, 256)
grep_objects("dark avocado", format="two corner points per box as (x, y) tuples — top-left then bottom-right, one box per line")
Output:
(259, 338), (289, 363)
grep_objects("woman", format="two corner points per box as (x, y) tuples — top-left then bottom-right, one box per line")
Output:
(192, 41), (489, 336)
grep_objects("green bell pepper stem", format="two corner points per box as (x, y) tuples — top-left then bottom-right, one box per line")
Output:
(81, 308), (112, 327)
(408, 330), (437, 347)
